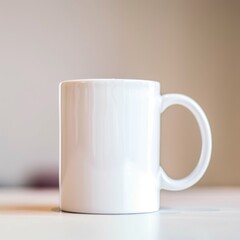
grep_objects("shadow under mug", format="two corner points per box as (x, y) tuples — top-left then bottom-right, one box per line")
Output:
(59, 79), (212, 214)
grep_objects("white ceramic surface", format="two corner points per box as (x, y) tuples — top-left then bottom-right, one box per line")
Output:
(59, 79), (212, 214)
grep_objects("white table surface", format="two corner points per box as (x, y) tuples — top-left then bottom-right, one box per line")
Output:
(0, 187), (240, 240)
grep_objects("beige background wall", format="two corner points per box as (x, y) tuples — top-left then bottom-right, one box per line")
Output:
(0, 0), (239, 186)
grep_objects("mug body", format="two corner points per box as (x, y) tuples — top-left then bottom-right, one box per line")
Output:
(60, 79), (161, 214)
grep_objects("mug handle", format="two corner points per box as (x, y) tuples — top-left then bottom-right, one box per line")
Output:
(159, 94), (212, 191)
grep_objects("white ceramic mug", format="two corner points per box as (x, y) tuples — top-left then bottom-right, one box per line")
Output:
(59, 79), (212, 214)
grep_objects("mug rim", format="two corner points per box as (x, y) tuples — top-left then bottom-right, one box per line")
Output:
(60, 78), (160, 86)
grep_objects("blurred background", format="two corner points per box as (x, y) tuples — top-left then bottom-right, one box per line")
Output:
(0, 0), (239, 187)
